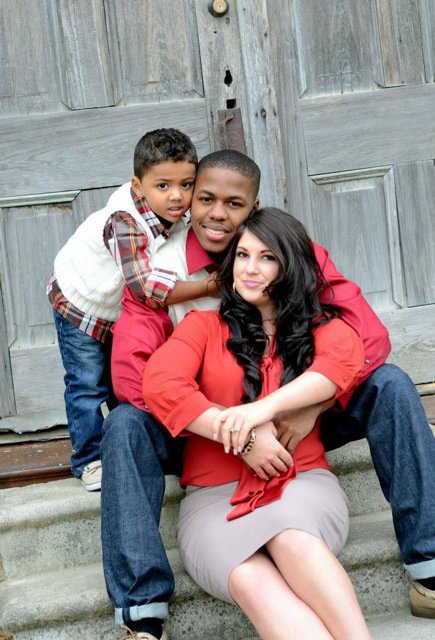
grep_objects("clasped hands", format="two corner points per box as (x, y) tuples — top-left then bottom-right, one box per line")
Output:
(212, 401), (322, 481)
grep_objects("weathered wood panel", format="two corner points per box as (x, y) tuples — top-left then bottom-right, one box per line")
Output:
(50, 0), (121, 109)
(375, 0), (426, 86)
(419, 0), (435, 81)
(381, 305), (435, 384)
(301, 84), (435, 174)
(0, 0), (59, 116)
(394, 161), (435, 306)
(0, 189), (119, 349)
(10, 345), (66, 415)
(291, 0), (380, 96)
(0, 100), (210, 198)
(234, 1), (286, 208)
(108, 0), (203, 102)
(267, 0), (313, 227)
(195, 1), (286, 208)
(309, 167), (404, 311)
(0, 288), (15, 416)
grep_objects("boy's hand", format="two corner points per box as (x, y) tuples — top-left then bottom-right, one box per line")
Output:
(205, 272), (220, 298)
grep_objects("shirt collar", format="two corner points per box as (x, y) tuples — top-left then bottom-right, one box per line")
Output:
(131, 187), (171, 239)
(186, 227), (218, 275)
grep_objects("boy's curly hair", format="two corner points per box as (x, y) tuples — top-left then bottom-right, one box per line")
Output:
(134, 128), (197, 179)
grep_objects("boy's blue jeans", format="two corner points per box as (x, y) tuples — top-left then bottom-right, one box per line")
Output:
(54, 310), (117, 477)
(101, 365), (435, 627)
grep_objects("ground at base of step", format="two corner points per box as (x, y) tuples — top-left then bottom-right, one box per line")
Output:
(367, 608), (435, 639)
(3, 609), (434, 640)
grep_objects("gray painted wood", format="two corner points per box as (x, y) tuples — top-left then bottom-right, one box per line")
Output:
(394, 161), (435, 306)
(381, 305), (435, 384)
(50, 0), (121, 109)
(291, 0), (380, 96)
(301, 84), (435, 174)
(267, 0), (313, 228)
(0, 100), (210, 198)
(0, 0), (60, 116)
(419, 0), (435, 81)
(195, 1), (287, 208)
(107, 0), (203, 103)
(0, 284), (15, 417)
(194, 2), (254, 152)
(234, 1), (286, 208)
(309, 167), (404, 312)
(10, 345), (66, 415)
(375, 0), (426, 86)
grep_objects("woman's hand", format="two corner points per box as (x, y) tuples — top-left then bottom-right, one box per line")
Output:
(212, 398), (275, 454)
(242, 422), (293, 480)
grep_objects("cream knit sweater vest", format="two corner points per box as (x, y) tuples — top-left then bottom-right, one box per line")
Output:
(54, 183), (173, 321)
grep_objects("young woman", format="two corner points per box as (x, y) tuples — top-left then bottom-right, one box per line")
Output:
(143, 207), (371, 639)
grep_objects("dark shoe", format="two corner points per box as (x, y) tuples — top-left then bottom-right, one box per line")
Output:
(410, 580), (435, 618)
(120, 628), (168, 640)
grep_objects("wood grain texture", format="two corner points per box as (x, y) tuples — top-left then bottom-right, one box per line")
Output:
(419, 0), (435, 81)
(309, 167), (404, 312)
(10, 345), (65, 415)
(266, 0), (313, 225)
(50, 0), (121, 109)
(107, 0), (203, 103)
(0, 287), (15, 416)
(0, 100), (210, 197)
(394, 161), (435, 306)
(301, 83), (435, 174)
(0, 0), (59, 116)
(291, 0), (380, 96)
(381, 305), (435, 384)
(375, 0), (425, 86)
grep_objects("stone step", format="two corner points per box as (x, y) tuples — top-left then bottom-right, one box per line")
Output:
(0, 439), (393, 583)
(0, 477), (181, 581)
(0, 507), (411, 639)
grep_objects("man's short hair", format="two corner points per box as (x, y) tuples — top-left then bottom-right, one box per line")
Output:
(197, 149), (261, 196)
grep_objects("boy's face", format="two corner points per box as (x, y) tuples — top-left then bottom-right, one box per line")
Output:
(132, 160), (196, 223)
(190, 167), (259, 255)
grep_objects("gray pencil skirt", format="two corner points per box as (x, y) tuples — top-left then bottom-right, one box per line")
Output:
(177, 468), (349, 603)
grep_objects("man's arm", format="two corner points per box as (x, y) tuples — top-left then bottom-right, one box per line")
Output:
(314, 242), (391, 387)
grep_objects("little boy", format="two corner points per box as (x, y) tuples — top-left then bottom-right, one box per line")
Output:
(47, 128), (214, 491)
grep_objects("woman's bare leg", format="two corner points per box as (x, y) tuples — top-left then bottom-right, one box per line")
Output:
(228, 551), (334, 640)
(266, 529), (371, 640)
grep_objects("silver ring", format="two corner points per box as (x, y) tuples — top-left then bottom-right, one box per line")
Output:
(230, 427), (241, 433)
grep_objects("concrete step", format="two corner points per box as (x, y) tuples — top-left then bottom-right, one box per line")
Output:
(0, 507), (410, 639)
(0, 477), (181, 581)
(0, 440), (390, 581)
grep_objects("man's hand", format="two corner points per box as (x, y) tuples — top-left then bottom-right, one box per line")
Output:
(242, 421), (293, 480)
(275, 400), (334, 453)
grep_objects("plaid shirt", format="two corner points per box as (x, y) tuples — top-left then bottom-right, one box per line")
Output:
(48, 188), (180, 344)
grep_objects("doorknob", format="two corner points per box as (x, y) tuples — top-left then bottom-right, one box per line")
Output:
(208, 0), (229, 18)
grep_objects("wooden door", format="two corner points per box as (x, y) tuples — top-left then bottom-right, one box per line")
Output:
(266, 0), (435, 382)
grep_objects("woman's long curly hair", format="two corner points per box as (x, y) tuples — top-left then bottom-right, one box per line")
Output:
(218, 207), (337, 403)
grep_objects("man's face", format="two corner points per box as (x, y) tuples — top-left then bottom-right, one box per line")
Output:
(190, 167), (259, 255)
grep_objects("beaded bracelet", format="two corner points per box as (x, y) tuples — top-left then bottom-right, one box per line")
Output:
(240, 427), (257, 456)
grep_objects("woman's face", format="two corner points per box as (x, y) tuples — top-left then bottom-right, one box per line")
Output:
(233, 229), (280, 316)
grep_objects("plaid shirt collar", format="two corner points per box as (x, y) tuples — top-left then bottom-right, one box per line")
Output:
(131, 187), (173, 239)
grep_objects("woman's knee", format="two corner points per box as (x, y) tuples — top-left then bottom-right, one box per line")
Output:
(228, 557), (267, 604)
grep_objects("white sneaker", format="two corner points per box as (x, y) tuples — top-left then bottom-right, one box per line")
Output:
(80, 460), (102, 491)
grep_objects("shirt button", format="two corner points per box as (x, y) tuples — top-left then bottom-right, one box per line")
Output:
(365, 359), (370, 364)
